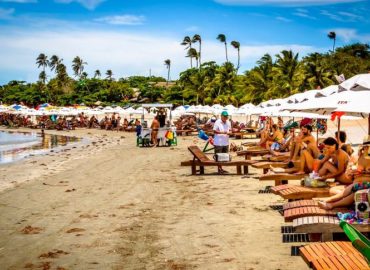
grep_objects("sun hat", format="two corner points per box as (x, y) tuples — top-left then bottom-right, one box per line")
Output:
(221, 111), (229, 117)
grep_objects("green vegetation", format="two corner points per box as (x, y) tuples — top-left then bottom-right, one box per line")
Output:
(1, 34), (369, 107)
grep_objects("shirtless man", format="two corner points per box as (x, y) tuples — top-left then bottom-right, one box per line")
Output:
(290, 125), (318, 162)
(151, 116), (160, 147)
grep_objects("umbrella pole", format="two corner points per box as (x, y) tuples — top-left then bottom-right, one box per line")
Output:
(368, 114), (370, 135)
(337, 117), (341, 142)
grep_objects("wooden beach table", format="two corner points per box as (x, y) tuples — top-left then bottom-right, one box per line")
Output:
(236, 148), (270, 160)
(259, 173), (306, 186)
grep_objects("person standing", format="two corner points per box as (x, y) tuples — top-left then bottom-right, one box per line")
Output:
(151, 116), (160, 147)
(213, 111), (232, 174)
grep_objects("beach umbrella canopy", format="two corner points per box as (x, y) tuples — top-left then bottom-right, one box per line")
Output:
(339, 74), (370, 92)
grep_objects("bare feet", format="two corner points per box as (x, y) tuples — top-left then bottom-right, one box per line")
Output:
(318, 201), (333, 210)
(270, 166), (285, 173)
(294, 171), (306, 175)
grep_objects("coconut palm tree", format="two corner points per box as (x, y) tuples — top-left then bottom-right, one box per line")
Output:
(36, 53), (49, 71)
(38, 71), (47, 84)
(217, 34), (228, 62)
(72, 56), (87, 78)
(164, 59), (171, 85)
(181, 36), (194, 68)
(328, 31), (336, 53)
(192, 34), (202, 67)
(186, 48), (199, 68)
(94, 70), (101, 79)
(106, 70), (113, 81)
(231, 40), (240, 72)
(49, 55), (63, 72)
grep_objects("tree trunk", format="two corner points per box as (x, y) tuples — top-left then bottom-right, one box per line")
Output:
(225, 42), (229, 62)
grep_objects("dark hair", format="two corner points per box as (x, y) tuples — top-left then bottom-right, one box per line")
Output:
(335, 131), (347, 143)
(323, 137), (339, 150)
(304, 124), (313, 132)
(272, 124), (278, 130)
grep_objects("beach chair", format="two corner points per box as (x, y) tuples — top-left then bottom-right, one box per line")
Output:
(180, 145), (258, 175)
(251, 161), (290, 174)
(236, 148), (270, 160)
(271, 184), (331, 200)
(259, 173), (307, 186)
(284, 206), (349, 222)
(293, 216), (370, 241)
(299, 241), (369, 270)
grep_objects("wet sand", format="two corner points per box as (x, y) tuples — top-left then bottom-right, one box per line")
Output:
(0, 119), (367, 269)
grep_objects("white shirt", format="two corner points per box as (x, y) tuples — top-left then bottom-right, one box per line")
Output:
(213, 119), (231, 146)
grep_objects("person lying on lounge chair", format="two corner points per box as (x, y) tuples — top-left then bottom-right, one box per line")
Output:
(318, 181), (370, 210)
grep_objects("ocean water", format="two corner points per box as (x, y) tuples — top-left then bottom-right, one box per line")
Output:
(0, 131), (81, 164)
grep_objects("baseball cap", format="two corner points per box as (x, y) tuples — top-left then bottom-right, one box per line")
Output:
(221, 111), (229, 117)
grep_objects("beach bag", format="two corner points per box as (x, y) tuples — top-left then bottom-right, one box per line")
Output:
(213, 153), (231, 162)
(303, 175), (327, 188)
(165, 131), (174, 140)
(355, 189), (370, 223)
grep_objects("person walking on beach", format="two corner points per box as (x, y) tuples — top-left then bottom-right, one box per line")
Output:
(213, 111), (231, 174)
(151, 116), (160, 147)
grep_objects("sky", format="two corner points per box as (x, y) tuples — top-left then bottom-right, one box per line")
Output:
(0, 0), (369, 85)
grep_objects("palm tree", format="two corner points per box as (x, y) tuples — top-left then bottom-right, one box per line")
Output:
(38, 71), (47, 84)
(94, 70), (101, 79)
(72, 56), (87, 78)
(328, 31), (336, 53)
(164, 59), (171, 85)
(181, 36), (194, 68)
(217, 34), (228, 62)
(36, 53), (49, 71)
(231, 41), (241, 72)
(186, 48), (199, 68)
(192, 34), (202, 67)
(49, 55), (63, 72)
(106, 70), (113, 81)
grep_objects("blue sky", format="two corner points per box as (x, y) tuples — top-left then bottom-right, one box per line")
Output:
(0, 0), (369, 84)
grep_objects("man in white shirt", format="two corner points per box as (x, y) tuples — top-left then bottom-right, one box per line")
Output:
(213, 111), (232, 174)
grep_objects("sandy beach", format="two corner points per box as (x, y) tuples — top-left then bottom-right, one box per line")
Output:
(0, 119), (368, 269)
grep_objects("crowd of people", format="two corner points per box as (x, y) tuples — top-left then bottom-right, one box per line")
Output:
(0, 112), (140, 132)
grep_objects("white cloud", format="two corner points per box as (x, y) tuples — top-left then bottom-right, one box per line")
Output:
(0, 8), (14, 19)
(321, 9), (363, 22)
(293, 9), (316, 19)
(276, 16), (292, 22)
(95, 15), (145, 25)
(54, 0), (105, 10)
(0, 27), (320, 84)
(215, 0), (366, 6)
(0, 0), (36, 2)
(185, 26), (200, 32)
(331, 28), (370, 43)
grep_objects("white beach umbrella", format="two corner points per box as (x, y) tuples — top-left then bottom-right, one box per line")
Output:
(339, 74), (370, 92)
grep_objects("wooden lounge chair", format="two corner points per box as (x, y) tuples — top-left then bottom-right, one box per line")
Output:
(176, 129), (198, 136)
(181, 145), (258, 175)
(284, 206), (348, 222)
(300, 241), (369, 270)
(271, 184), (331, 200)
(236, 148), (270, 160)
(293, 216), (370, 241)
(283, 200), (319, 210)
(251, 161), (290, 174)
(259, 173), (307, 186)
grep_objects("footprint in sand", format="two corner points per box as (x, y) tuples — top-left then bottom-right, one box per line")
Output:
(38, 249), (69, 259)
(66, 228), (86, 233)
(65, 188), (76, 192)
(20, 225), (44, 234)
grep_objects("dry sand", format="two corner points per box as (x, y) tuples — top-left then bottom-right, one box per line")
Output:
(0, 119), (368, 270)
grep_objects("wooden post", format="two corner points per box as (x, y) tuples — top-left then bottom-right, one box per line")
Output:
(237, 166), (242, 175)
(200, 166), (204, 175)
(337, 117), (341, 142)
